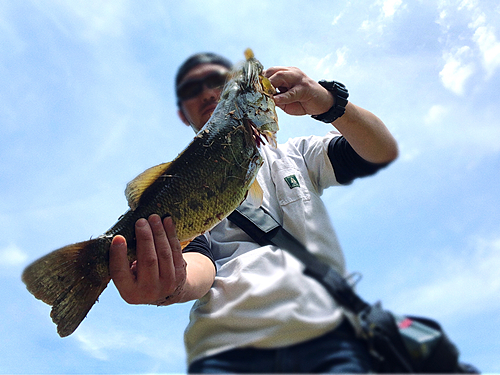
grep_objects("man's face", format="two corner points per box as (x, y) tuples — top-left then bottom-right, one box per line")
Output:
(177, 63), (230, 133)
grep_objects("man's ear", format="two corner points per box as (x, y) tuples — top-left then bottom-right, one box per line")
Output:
(178, 108), (190, 126)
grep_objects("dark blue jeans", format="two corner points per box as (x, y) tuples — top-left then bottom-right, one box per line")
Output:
(188, 320), (372, 373)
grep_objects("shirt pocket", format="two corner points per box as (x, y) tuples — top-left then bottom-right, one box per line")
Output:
(271, 159), (311, 206)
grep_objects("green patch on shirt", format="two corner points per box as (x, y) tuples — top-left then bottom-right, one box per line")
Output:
(284, 174), (300, 189)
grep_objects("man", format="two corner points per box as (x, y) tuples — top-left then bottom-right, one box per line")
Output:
(109, 52), (398, 373)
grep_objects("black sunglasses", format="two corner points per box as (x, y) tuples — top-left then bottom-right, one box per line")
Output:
(176, 71), (229, 102)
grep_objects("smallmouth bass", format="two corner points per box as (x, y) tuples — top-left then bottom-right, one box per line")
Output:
(22, 49), (278, 337)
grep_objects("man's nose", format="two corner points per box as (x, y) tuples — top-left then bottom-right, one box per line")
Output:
(200, 86), (221, 102)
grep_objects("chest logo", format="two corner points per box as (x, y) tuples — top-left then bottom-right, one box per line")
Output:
(284, 174), (300, 189)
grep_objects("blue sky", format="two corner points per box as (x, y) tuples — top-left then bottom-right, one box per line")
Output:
(1, 0), (499, 373)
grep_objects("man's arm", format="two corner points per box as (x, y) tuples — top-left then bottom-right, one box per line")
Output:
(264, 66), (398, 164)
(109, 214), (215, 306)
(331, 102), (398, 163)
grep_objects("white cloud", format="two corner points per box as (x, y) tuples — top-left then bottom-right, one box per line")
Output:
(335, 47), (348, 68)
(470, 15), (500, 77)
(382, 0), (402, 18)
(437, 9), (447, 27)
(38, 0), (130, 42)
(332, 12), (344, 26)
(391, 235), (500, 319)
(458, 0), (477, 12)
(399, 144), (421, 162)
(360, 19), (372, 32)
(310, 48), (349, 77)
(439, 46), (475, 95)
(424, 104), (449, 125)
(437, 0), (500, 95)
(76, 325), (185, 362)
(315, 52), (333, 73)
(76, 330), (121, 360)
(359, 0), (404, 37)
(0, 243), (28, 267)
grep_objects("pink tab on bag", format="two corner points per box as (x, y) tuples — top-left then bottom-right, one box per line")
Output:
(398, 317), (413, 329)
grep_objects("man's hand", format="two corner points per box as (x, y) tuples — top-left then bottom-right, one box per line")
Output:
(266, 66), (398, 164)
(109, 214), (187, 306)
(264, 66), (334, 116)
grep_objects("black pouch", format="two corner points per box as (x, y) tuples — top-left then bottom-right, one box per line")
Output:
(359, 302), (479, 373)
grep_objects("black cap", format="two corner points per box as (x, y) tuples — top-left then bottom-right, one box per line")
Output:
(175, 52), (233, 91)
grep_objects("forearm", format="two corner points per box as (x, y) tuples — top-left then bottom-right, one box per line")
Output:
(331, 102), (398, 164)
(175, 252), (215, 303)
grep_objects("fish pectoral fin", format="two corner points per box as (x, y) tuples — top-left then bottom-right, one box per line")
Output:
(180, 238), (194, 250)
(246, 179), (264, 208)
(125, 162), (172, 210)
(259, 76), (276, 95)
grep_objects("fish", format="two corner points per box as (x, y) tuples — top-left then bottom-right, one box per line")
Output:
(22, 49), (278, 337)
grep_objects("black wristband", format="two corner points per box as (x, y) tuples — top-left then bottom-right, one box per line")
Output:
(311, 80), (349, 123)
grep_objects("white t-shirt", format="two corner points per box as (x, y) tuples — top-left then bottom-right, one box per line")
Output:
(184, 130), (348, 365)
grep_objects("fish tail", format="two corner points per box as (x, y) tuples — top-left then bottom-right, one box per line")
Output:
(22, 237), (112, 337)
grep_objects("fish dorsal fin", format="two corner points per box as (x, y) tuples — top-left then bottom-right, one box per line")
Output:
(246, 179), (264, 208)
(244, 48), (254, 60)
(125, 162), (171, 210)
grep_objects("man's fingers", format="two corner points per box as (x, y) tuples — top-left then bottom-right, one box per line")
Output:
(263, 66), (289, 80)
(163, 216), (186, 274)
(273, 87), (299, 104)
(109, 235), (135, 299)
(264, 66), (302, 89)
(149, 214), (175, 278)
(135, 217), (160, 285)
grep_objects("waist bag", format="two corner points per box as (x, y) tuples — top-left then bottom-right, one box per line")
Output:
(228, 201), (479, 373)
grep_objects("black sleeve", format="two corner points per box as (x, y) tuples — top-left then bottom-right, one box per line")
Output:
(182, 234), (216, 269)
(328, 136), (390, 185)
